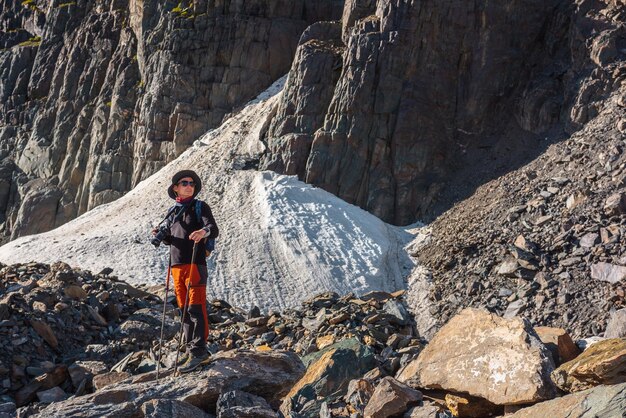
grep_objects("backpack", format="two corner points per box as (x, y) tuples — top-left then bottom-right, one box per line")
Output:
(194, 200), (216, 256)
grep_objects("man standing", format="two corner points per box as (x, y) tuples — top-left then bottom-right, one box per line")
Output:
(154, 169), (219, 372)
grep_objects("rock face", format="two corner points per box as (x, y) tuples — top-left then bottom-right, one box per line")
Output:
(0, 0), (342, 241)
(262, 0), (625, 225)
(551, 338), (626, 393)
(506, 383), (626, 418)
(396, 308), (556, 405)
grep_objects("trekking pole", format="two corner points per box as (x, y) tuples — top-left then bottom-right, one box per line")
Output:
(174, 241), (199, 375)
(156, 251), (172, 381)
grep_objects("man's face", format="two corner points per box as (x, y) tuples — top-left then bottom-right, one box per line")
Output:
(173, 177), (195, 199)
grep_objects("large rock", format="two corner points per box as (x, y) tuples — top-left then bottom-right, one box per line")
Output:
(280, 338), (376, 417)
(551, 338), (626, 392)
(396, 308), (556, 405)
(506, 383), (626, 418)
(34, 349), (304, 417)
(362, 377), (422, 418)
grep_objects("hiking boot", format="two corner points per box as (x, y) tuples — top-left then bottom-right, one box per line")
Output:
(174, 350), (190, 367)
(178, 352), (210, 373)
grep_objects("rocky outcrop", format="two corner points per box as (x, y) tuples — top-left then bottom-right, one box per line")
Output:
(551, 338), (626, 393)
(507, 383), (626, 418)
(262, 0), (626, 225)
(396, 308), (556, 405)
(0, 0), (342, 241)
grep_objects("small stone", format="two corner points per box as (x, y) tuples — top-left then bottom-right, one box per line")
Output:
(498, 288), (513, 298)
(534, 327), (581, 365)
(579, 233), (599, 248)
(533, 215), (553, 226)
(514, 235), (536, 253)
(316, 335), (336, 350)
(504, 299), (526, 318)
(54, 303), (69, 312)
(404, 403), (440, 417)
(590, 262), (626, 284)
(30, 319), (58, 350)
(32, 301), (47, 312)
(566, 192), (587, 210)
(87, 305), (108, 326)
(64, 285), (87, 300)
(36, 386), (67, 403)
(328, 312), (349, 325)
(497, 258), (518, 276)
(604, 192), (626, 216)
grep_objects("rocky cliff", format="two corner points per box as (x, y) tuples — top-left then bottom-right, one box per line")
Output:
(0, 0), (342, 241)
(261, 0), (625, 224)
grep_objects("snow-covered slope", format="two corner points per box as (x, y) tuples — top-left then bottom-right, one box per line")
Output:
(0, 78), (418, 312)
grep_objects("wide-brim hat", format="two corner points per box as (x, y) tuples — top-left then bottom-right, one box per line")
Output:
(168, 170), (202, 199)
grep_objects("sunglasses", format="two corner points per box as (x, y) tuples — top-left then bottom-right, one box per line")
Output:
(177, 180), (195, 187)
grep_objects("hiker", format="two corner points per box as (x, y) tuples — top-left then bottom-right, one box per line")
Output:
(151, 169), (219, 373)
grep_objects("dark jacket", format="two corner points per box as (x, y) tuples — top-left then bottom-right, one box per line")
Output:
(163, 200), (219, 266)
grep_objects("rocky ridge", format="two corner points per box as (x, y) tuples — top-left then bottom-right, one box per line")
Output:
(1, 262), (626, 417)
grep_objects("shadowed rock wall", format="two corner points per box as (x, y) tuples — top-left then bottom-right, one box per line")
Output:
(261, 0), (625, 224)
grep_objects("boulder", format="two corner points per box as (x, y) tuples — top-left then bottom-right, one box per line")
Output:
(506, 383), (626, 418)
(280, 338), (376, 417)
(363, 377), (422, 418)
(551, 338), (626, 392)
(396, 308), (556, 405)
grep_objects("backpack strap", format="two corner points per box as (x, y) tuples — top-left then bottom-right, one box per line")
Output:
(194, 200), (202, 226)
(194, 200), (216, 255)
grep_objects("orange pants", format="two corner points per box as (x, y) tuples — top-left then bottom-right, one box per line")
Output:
(171, 263), (208, 354)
